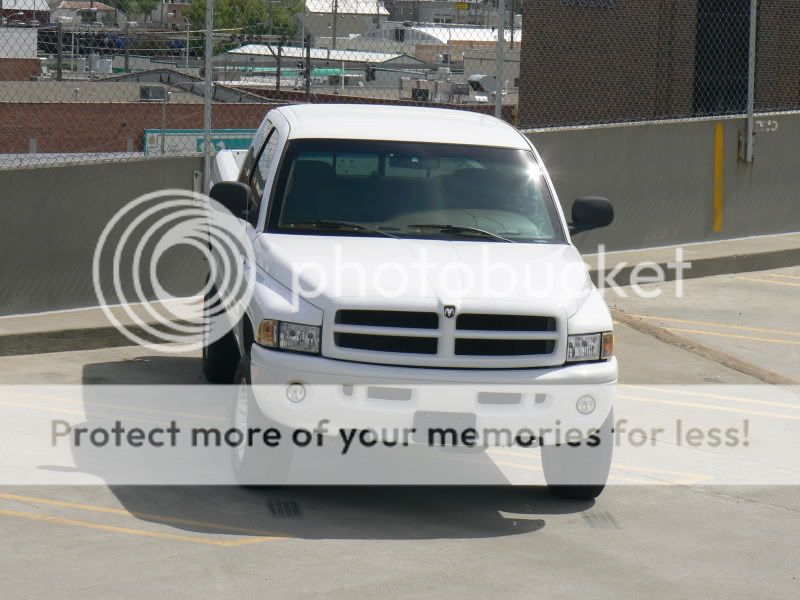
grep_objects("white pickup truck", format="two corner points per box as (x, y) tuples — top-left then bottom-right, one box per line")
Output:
(205, 104), (617, 498)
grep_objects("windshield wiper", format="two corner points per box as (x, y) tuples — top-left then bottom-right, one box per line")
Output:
(409, 224), (516, 243)
(286, 221), (401, 239)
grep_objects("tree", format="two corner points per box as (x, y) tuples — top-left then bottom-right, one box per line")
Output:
(108, 0), (136, 18)
(185, 0), (303, 37)
(133, 0), (161, 22)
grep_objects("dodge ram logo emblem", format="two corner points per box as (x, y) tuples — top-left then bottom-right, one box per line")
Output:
(443, 305), (456, 319)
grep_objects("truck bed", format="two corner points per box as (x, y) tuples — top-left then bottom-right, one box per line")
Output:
(211, 149), (247, 186)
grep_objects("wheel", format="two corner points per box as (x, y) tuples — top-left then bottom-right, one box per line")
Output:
(542, 408), (614, 501)
(201, 284), (239, 384)
(231, 355), (293, 486)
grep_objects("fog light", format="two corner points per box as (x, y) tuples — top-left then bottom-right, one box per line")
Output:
(286, 383), (306, 403)
(576, 394), (596, 415)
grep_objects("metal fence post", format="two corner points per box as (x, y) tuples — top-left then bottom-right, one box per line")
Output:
(305, 37), (312, 100)
(509, 0), (515, 50)
(276, 42), (282, 93)
(56, 22), (63, 81)
(124, 21), (130, 74)
(332, 0), (338, 50)
(494, 0), (505, 119)
(746, 0), (758, 163)
(202, 0), (214, 194)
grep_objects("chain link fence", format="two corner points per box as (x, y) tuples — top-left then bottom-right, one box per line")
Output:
(0, 0), (797, 169)
(0, 0), (516, 169)
(518, 0), (800, 131)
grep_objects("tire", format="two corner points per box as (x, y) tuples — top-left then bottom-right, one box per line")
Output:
(201, 284), (239, 384)
(542, 408), (614, 501)
(231, 355), (293, 486)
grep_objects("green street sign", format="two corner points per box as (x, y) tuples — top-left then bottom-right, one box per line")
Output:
(144, 129), (257, 156)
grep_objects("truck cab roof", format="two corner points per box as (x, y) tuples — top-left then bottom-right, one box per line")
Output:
(273, 104), (530, 149)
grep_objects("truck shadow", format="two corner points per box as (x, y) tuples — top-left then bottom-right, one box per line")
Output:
(103, 484), (592, 541)
(71, 355), (595, 541)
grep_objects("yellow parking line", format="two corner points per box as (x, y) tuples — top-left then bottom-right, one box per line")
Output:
(629, 314), (800, 338)
(608, 465), (712, 485)
(13, 391), (225, 423)
(665, 327), (800, 346)
(618, 393), (800, 421)
(490, 449), (711, 485)
(0, 492), (287, 538)
(0, 508), (278, 547)
(625, 385), (800, 411)
(766, 273), (800, 280)
(0, 399), (176, 427)
(736, 276), (800, 288)
(492, 460), (651, 484)
(0, 399), (84, 415)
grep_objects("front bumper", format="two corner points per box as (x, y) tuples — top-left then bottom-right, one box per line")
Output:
(250, 345), (617, 445)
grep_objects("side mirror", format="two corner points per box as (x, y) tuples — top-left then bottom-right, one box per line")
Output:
(209, 181), (249, 220)
(569, 196), (614, 235)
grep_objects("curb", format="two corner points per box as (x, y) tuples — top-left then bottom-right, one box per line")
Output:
(0, 322), (193, 358)
(611, 309), (798, 386)
(587, 245), (800, 287)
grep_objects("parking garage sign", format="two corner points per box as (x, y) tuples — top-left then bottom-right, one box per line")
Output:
(144, 129), (257, 156)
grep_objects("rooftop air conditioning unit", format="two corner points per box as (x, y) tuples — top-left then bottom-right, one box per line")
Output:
(411, 88), (430, 101)
(140, 85), (167, 102)
(451, 82), (470, 96)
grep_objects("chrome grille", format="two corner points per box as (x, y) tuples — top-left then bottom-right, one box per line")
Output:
(330, 309), (561, 367)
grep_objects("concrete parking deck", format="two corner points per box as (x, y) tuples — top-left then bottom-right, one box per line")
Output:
(0, 265), (798, 598)
(610, 265), (800, 383)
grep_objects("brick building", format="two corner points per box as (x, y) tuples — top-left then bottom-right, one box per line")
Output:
(518, 0), (800, 128)
(0, 23), (40, 81)
(0, 0), (49, 25)
(0, 102), (275, 154)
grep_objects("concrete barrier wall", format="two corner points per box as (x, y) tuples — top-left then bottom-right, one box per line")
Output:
(528, 113), (800, 252)
(0, 157), (204, 316)
(2, 114), (799, 316)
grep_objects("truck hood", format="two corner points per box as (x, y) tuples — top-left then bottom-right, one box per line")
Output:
(257, 235), (592, 317)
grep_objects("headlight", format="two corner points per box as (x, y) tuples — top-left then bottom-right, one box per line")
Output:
(256, 319), (321, 354)
(280, 322), (320, 354)
(566, 332), (613, 363)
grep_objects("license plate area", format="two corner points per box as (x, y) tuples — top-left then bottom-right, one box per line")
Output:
(412, 411), (477, 446)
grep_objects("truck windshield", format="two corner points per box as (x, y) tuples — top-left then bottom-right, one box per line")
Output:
(267, 139), (566, 244)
